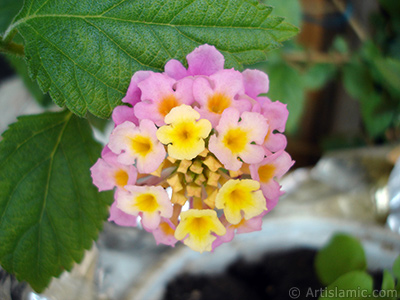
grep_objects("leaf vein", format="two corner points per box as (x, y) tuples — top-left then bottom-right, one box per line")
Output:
(100, 0), (128, 16)
(59, 141), (83, 250)
(168, 1), (195, 24)
(147, 25), (173, 59)
(0, 157), (51, 226)
(26, 23), (127, 94)
(82, 18), (162, 71)
(32, 0), (52, 16)
(0, 120), (67, 171)
(11, 13), (286, 33)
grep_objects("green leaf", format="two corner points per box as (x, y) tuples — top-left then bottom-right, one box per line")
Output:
(318, 271), (373, 300)
(392, 255), (400, 296)
(315, 233), (367, 286)
(332, 36), (349, 54)
(342, 60), (395, 138)
(342, 62), (374, 100)
(255, 56), (305, 134)
(0, 0), (23, 34)
(303, 63), (336, 90)
(359, 92), (394, 138)
(372, 58), (400, 97)
(359, 92), (396, 137)
(393, 255), (400, 279)
(5, 0), (298, 118)
(381, 270), (396, 300)
(379, 0), (400, 19)
(0, 111), (112, 292)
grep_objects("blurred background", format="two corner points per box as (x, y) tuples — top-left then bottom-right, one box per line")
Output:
(256, 0), (400, 168)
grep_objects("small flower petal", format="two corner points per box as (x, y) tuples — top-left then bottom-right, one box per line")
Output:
(112, 105), (138, 126)
(108, 192), (138, 227)
(90, 148), (137, 191)
(165, 44), (225, 79)
(249, 150), (294, 207)
(215, 179), (267, 225)
(175, 209), (226, 253)
(212, 212), (265, 250)
(151, 218), (178, 247)
(259, 101), (289, 152)
(117, 185), (173, 230)
(134, 74), (194, 125)
(122, 71), (152, 105)
(108, 120), (166, 174)
(164, 59), (188, 80)
(208, 108), (268, 171)
(157, 105), (212, 160)
(186, 44), (225, 77)
(193, 69), (250, 127)
(242, 69), (269, 99)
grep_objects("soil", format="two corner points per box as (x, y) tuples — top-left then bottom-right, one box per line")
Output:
(163, 248), (384, 300)
(163, 248), (324, 300)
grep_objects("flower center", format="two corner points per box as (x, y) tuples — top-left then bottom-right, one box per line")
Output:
(158, 95), (179, 117)
(114, 169), (129, 187)
(207, 92), (231, 114)
(229, 188), (246, 206)
(232, 217), (247, 229)
(264, 128), (271, 143)
(176, 124), (193, 141)
(135, 193), (159, 212)
(131, 135), (153, 156)
(258, 164), (276, 183)
(187, 217), (210, 237)
(223, 128), (248, 154)
(160, 222), (175, 235)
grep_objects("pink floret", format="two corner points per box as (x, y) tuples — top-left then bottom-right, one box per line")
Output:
(165, 44), (225, 79)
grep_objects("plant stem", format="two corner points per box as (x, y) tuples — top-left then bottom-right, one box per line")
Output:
(332, 0), (368, 42)
(0, 38), (24, 56)
(3, 29), (17, 44)
(283, 51), (349, 64)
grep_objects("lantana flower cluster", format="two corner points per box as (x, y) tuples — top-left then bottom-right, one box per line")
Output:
(91, 45), (294, 253)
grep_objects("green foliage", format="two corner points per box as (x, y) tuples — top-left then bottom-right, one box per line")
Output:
(4, 0), (298, 118)
(255, 53), (336, 135)
(393, 256), (400, 296)
(0, 111), (112, 292)
(332, 36), (349, 54)
(393, 256), (400, 279)
(373, 57), (400, 97)
(318, 271), (373, 300)
(381, 270), (396, 300)
(341, 42), (399, 139)
(338, 0), (400, 142)
(316, 235), (400, 300)
(0, 0), (23, 35)
(315, 233), (367, 286)
(303, 63), (336, 91)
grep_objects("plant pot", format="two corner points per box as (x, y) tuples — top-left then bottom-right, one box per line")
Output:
(126, 216), (400, 300)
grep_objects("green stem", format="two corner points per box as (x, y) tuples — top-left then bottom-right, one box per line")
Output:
(3, 29), (17, 44)
(0, 38), (24, 56)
